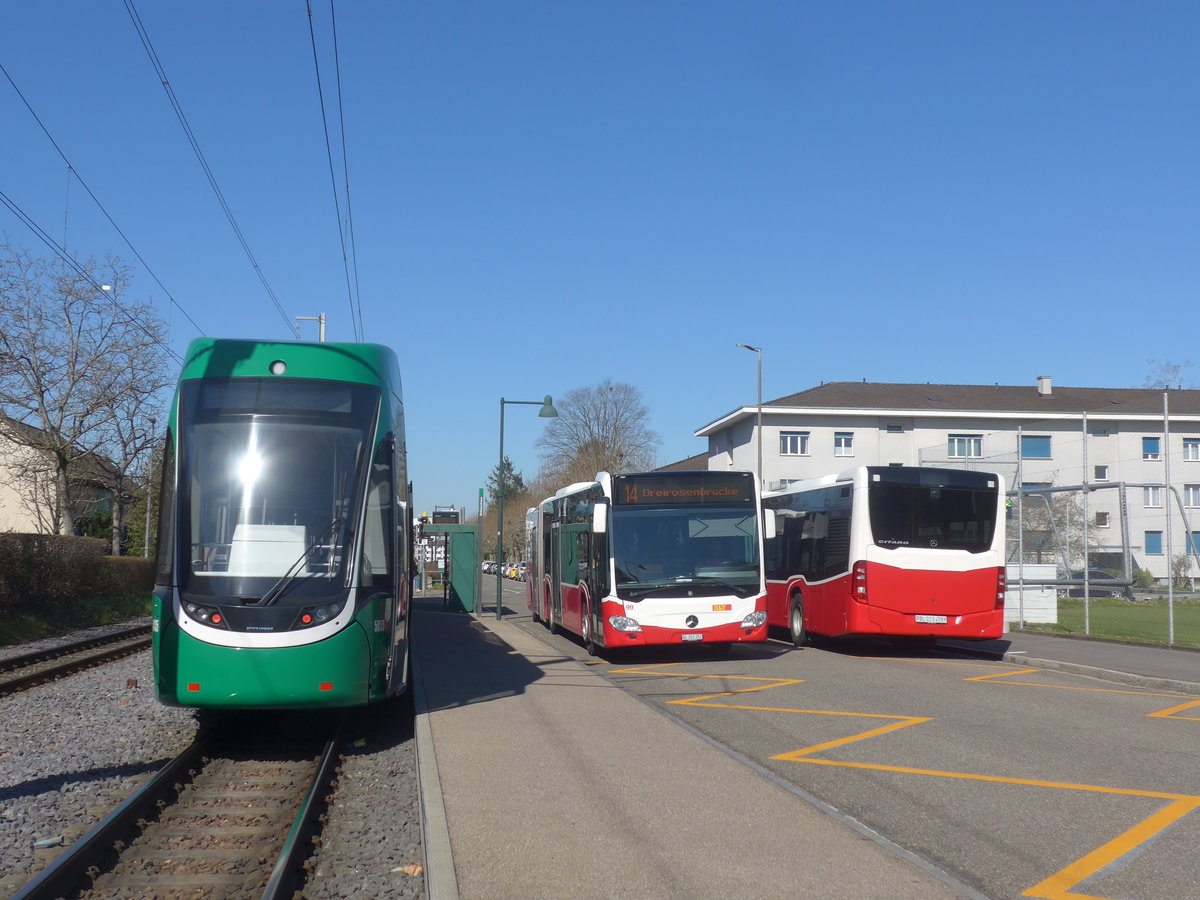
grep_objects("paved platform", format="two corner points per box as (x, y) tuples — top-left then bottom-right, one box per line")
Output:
(411, 596), (1199, 899)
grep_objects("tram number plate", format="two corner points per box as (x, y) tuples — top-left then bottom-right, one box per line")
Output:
(914, 615), (948, 624)
(682, 633), (704, 641)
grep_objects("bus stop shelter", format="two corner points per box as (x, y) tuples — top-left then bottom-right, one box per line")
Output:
(422, 523), (479, 613)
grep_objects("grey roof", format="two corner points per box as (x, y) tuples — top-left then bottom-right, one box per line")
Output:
(762, 381), (1200, 417)
(656, 451), (710, 472)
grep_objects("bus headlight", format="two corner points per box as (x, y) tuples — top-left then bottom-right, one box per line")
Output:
(741, 610), (767, 628)
(608, 615), (643, 633)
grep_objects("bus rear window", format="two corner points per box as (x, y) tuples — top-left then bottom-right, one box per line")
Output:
(868, 484), (995, 553)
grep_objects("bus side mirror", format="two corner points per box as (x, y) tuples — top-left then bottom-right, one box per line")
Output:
(762, 508), (776, 540)
(592, 504), (608, 534)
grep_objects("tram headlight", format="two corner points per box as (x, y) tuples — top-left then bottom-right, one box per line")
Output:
(741, 610), (767, 628)
(608, 615), (643, 633)
(182, 602), (227, 628)
(297, 602), (343, 628)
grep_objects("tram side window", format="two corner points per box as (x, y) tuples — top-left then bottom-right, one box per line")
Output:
(360, 449), (394, 589)
(155, 431), (176, 584)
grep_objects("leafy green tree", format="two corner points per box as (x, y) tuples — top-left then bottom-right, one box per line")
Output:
(487, 455), (526, 503)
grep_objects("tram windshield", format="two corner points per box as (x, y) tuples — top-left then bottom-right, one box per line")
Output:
(612, 505), (760, 600)
(176, 377), (379, 603)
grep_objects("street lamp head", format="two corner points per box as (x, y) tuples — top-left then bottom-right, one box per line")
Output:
(736, 343), (761, 353)
(538, 395), (559, 418)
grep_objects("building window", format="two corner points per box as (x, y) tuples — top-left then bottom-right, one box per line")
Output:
(779, 431), (810, 456)
(1094, 465), (1108, 482)
(1184, 438), (1200, 461)
(1021, 435), (1051, 459)
(1143, 437), (1161, 460)
(1090, 426), (1110, 437)
(1145, 531), (1163, 555)
(1144, 486), (1162, 508)
(886, 424), (903, 434)
(834, 432), (854, 457)
(1186, 485), (1200, 508)
(948, 434), (982, 459)
(1095, 511), (1110, 528)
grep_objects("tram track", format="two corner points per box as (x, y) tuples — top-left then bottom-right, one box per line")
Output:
(11, 710), (346, 900)
(0, 626), (153, 697)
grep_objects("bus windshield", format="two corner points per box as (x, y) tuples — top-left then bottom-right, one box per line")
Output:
(612, 505), (760, 599)
(176, 378), (379, 602)
(868, 482), (996, 553)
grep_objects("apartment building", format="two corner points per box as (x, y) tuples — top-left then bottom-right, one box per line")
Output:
(694, 377), (1200, 581)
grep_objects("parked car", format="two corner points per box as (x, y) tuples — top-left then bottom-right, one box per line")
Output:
(1066, 569), (1135, 600)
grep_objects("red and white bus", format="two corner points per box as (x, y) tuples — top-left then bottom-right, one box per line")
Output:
(526, 471), (771, 653)
(762, 466), (1006, 646)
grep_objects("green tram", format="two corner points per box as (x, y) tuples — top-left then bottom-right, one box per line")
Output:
(152, 338), (412, 708)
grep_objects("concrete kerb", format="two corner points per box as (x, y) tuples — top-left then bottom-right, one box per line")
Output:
(998, 652), (1200, 697)
(412, 646), (459, 900)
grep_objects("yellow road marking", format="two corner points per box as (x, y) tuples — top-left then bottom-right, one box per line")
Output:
(1023, 797), (1200, 900)
(608, 656), (1200, 900)
(1148, 698), (1200, 721)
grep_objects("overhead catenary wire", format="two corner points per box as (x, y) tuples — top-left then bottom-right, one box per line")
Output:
(306, 0), (364, 342)
(0, 189), (185, 367)
(123, 0), (298, 338)
(0, 61), (206, 338)
(329, 2), (366, 342)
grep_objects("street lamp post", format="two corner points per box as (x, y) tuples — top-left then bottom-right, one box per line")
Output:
(495, 395), (558, 620)
(736, 344), (763, 490)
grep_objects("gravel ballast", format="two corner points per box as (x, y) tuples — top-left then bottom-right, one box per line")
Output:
(1, 619), (425, 899)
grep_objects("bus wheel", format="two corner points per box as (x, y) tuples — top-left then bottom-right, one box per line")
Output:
(582, 603), (596, 656)
(789, 594), (808, 648)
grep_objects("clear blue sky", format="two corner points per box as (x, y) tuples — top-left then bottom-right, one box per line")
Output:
(4, 2), (1198, 515)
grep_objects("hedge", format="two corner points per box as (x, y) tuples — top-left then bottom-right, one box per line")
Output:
(0, 534), (154, 610)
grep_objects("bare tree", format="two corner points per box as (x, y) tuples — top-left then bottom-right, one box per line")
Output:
(1144, 359), (1193, 390)
(1011, 490), (1102, 572)
(535, 379), (661, 485)
(0, 241), (171, 546)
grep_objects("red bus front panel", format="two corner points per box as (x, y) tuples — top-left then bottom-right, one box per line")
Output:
(599, 595), (768, 648)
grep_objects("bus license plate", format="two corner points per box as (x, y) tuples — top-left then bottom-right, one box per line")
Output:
(682, 633), (703, 642)
(914, 615), (948, 624)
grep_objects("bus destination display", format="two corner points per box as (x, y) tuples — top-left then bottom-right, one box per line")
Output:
(613, 472), (754, 506)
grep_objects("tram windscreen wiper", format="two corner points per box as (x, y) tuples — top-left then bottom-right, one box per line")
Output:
(258, 516), (344, 606)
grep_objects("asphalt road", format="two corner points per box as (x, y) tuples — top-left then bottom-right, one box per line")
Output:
(492, 577), (1200, 900)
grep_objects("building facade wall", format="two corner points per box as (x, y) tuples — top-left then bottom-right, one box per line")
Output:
(706, 408), (1200, 582)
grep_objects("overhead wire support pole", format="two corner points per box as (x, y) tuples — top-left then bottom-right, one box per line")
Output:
(296, 314), (327, 342)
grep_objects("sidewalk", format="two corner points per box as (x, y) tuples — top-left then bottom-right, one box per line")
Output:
(411, 598), (973, 900)
(943, 630), (1200, 696)
(411, 598), (1199, 899)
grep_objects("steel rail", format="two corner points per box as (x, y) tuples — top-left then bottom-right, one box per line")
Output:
(9, 726), (220, 900)
(0, 625), (151, 673)
(0, 633), (153, 697)
(261, 712), (348, 899)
